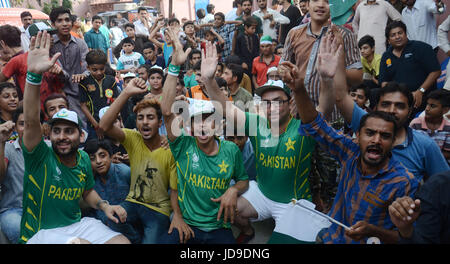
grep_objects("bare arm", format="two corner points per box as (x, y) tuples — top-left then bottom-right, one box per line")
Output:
(82, 188), (127, 224)
(148, 24), (164, 49)
(23, 31), (61, 152)
(161, 28), (192, 142)
(98, 78), (147, 143)
(0, 121), (14, 183)
(201, 42), (246, 124)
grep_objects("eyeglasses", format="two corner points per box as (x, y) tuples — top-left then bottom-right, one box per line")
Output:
(260, 99), (289, 107)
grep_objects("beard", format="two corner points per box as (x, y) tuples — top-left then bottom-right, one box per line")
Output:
(362, 144), (390, 168)
(52, 139), (80, 158)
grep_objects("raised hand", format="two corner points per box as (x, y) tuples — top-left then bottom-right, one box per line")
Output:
(124, 77), (148, 96)
(166, 28), (191, 66)
(201, 42), (218, 80)
(280, 61), (305, 93)
(0, 121), (14, 143)
(27, 31), (61, 75)
(317, 33), (343, 81)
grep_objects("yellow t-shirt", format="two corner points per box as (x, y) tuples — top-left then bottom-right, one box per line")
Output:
(361, 53), (382, 78)
(121, 129), (177, 217)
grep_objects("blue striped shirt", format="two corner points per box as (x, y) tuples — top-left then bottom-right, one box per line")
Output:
(299, 113), (419, 244)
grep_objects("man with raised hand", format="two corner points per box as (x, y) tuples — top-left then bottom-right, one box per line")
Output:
(328, 22), (449, 183)
(202, 41), (317, 244)
(19, 31), (129, 244)
(161, 28), (249, 244)
(290, 33), (418, 244)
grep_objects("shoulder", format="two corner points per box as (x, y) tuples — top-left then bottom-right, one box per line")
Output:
(220, 139), (241, 154)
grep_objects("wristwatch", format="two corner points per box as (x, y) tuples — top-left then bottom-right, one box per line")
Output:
(96, 199), (109, 209)
(419, 87), (426, 93)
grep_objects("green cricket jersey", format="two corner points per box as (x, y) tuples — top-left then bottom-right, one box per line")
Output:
(19, 139), (94, 244)
(245, 112), (315, 203)
(169, 134), (248, 231)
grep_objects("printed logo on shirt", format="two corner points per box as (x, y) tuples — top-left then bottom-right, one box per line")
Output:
(105, 89), (113, 99)
(87, 84), (96, 92)
(386, 58), (392, 67)
(404, 53), (413, 59)
(192, 153), (199, 169)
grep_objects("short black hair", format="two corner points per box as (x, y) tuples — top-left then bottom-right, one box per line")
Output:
(122, 37), (135, 46)
(385, 20), (407, 39)
(377, 82), (413, 108)
(427, 89), (450, 108)
(20, 11), (32, 19)
(84, 138), (113, 156)
(0, 25), (21, 48)
(12, 105), (23, 124)
(43, 93), (69, 116)
(49, 7), (71, 24)
(86, 49), (107, 65)
(168, 18), (180, 26)
(214, 12), (225, 22)
(189, 49), (202, 60)
(92, 15), (103, 23)
(359, 110), (398, 139)
(70, 14), (78, 23)
(207, 4), (215, 14)
(138, 7), (148, 13)
(183, 20), (195, 31)
(215, 77), (227, 88)
(225, 63), (244, 84)
(196, 8), (206, 19)
(350, 83), (370, 98)
(244, 16), (258, 28)
(124, 23), (135, 30)
(358, 35), (375, 49)
(0, 82), (17, 94)
(143, 42), (156, 52)
(224, 55), (242, 65)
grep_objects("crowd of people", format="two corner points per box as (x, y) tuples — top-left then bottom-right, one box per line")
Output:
(0, 0), (449, 244)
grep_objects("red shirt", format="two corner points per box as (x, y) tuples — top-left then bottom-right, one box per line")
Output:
(2, 52), (64, 112)
(252, 55), (280, 87)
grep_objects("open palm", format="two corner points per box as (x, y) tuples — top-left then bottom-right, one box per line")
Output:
(317, 34), (342, 80)
(27, 31), (60, 75)
(201, 42), (218, 79)
(167, 28), (191, 66)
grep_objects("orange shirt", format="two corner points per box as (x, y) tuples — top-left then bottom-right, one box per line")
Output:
(186, 85), (233, 101)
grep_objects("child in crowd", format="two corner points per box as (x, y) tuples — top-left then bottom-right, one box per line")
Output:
(149, 24), (174, 67)
(142, 42), (165, 69)
(79, 50), (120, 141)
(183, 50), (201, 89)
(0, 82), (19, 125)
(410, 89), (450, 164)
(84, 139), (133, 239)
(200, 28), (224, 61)
(358, 35), (381, 88)
(116, 37), (146, 74)
(235, 17), (260, 79)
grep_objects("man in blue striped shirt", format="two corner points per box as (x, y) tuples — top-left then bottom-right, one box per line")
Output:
(284, 33), (419, 244)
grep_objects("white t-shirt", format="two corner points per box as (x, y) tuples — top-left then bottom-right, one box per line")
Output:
(110, 27), (124, 48)
(117, 52), (145, 70)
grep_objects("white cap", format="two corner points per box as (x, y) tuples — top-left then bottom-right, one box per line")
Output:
(49, 108), (80, 128)
(121, 72), (136, 79)
(98, 106), (109, 120)
(267, 66), (278, 74)
(187, 98), (215, 118)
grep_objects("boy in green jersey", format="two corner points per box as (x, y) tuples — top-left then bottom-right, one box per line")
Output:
(201, 42), (319, 244)
(161, 28), (249, 244)
(19, 31), (129, 244)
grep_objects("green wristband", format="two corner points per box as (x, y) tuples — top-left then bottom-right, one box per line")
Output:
(26, 71), (43, 85)
(167, 64), (181, 76)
